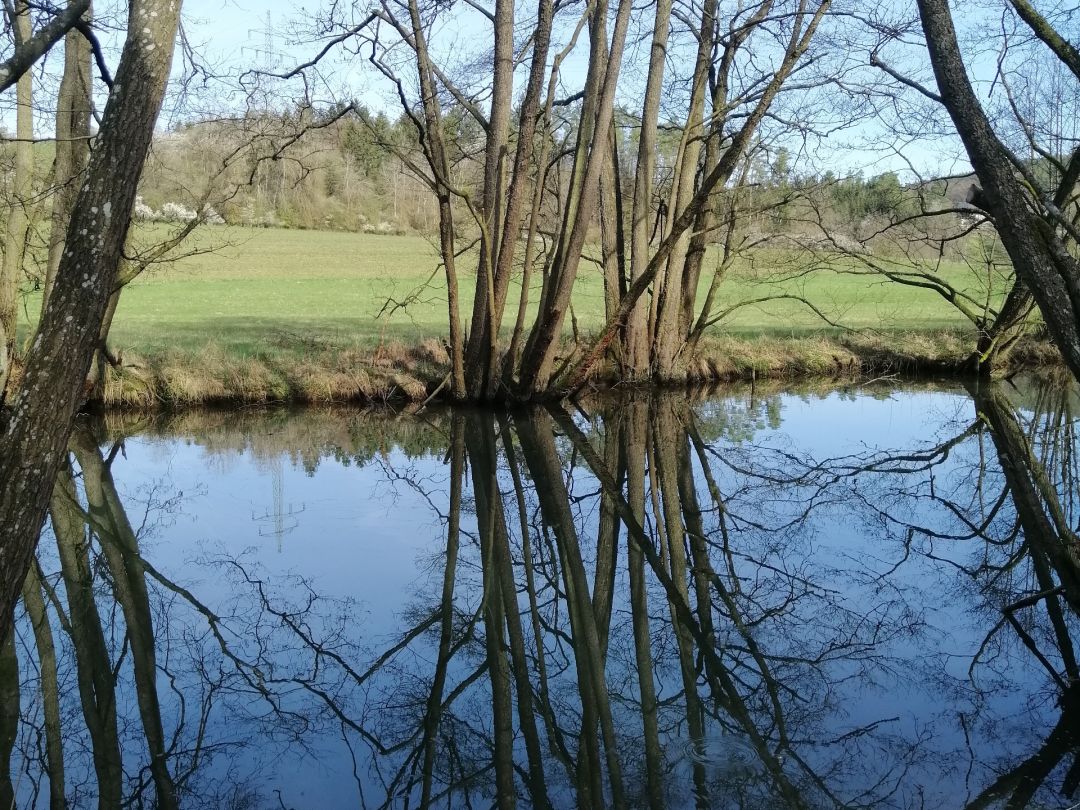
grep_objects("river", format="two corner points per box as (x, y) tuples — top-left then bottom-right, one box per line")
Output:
(3, 378), (1078, 808)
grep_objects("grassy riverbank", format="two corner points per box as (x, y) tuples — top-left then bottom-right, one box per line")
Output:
(86, 331), (1057, 408)
(13, 224), (1049, 407)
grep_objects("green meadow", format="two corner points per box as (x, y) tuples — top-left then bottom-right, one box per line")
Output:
(20, 224), (991, 359)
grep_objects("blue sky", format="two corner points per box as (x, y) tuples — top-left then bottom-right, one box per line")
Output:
(173, 0), (976, 178)
(0, 0), (985, 179)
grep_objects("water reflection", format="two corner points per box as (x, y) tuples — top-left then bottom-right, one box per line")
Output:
(2, 381), (1078, 808)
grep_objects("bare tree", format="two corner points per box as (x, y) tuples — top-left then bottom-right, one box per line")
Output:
(0, 0), (183, 640)
(914, 0), (1080, 383)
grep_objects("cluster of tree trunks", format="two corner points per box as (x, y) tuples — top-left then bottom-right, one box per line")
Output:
(368, 0), (832, 402)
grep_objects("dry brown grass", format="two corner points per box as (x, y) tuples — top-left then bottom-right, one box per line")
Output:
(95, 339), (446, 408)
(76, 330), (1062, 409)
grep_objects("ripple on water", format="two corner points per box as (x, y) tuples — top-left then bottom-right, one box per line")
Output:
(682, 731), (761, 771)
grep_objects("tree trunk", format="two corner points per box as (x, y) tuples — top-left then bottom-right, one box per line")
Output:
(516, 0), (635, 396)
(564, 1), (831, 392)
(0, 0), (34, 395)
(44, 2), (94, 312)
(625, 0), (673, 380)
(651, 0), (718, 380)
(975, 278), (1034, 373)
(918, 0), (1080, 385)
(463, 0), (535, 400)
(679, 4), (769, 336)
(403, 0), (467, 399)
(0, 0), (183, 642)
(84, 289), (122, 403)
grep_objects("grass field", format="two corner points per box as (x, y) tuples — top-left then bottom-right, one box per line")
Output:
(19, 224), (993, 358)
(12, 223), (1025, 405)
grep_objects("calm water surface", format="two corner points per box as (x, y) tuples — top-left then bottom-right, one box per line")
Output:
(3, 379), (1079, 809)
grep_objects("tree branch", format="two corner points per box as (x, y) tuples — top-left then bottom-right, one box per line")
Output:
(0, 0), (90, 93)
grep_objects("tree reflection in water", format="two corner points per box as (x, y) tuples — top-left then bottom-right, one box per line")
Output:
(0, 381), (1077, 808)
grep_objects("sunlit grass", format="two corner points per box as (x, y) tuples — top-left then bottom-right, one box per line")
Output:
(19, 223), (994, 357)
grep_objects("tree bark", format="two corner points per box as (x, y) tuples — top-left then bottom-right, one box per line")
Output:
(463, 0), (551, 401)
(564, 0), (831, 392)
(0, 0), (183, 643)
(651, 0), (719, 380)
(516, 0), (636, 395)
(918, 0), (1080, 385)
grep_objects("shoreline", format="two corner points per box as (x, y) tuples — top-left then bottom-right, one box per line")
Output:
(73, 331), (1062, 411)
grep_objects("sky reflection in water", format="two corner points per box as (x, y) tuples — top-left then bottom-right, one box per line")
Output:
(4, 379), (1079, 809)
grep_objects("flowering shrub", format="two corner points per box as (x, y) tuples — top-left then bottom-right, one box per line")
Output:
(160, 202), (198, 222)
(133, 196), (156, 220)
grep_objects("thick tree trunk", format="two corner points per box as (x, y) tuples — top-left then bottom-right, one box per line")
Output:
(918, 0), (1080, 385)
(462, 0), (524, 399)
(503, 24), (579, 386)
(975, 278), (1034, 373)
(0, 0), (183, 642)
(84, 289), (121, 403)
